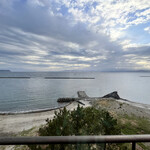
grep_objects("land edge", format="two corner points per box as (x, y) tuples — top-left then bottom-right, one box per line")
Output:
(1, 96), (150, 134)
(1, 96), (150, 150)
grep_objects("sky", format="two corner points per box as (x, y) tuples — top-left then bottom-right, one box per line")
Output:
(0, 0), (150, 72)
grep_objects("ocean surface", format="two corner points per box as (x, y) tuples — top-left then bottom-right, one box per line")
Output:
(0, 71), (150, 113)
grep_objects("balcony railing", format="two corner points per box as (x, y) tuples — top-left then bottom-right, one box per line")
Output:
(1, 135), (150, 150)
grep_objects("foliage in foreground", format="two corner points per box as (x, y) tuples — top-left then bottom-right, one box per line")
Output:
(28, 105), (126, 150)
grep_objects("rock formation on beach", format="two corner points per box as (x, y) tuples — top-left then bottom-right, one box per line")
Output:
(102, 91), (120, 99)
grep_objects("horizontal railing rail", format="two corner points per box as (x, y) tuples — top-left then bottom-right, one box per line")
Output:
(1, 135), (150, 149)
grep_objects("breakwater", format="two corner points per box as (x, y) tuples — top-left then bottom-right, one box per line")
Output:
(45, 77), (95, 79)
(0, 77), (30, 79)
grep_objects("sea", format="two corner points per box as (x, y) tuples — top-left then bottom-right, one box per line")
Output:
(0, 71), (150, 113)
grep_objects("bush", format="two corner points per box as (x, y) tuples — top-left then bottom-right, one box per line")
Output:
(28, 105), (121, 150)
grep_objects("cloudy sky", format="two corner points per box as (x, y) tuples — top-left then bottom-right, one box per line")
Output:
(0, 0), (150, 71)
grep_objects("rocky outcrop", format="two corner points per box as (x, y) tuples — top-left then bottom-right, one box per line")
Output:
(77, 91), (89, 98)
(102, 91), (120, 99)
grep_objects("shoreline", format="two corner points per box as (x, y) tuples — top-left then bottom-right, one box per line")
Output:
(1, 97), (150, 115)
(0, 100), (91, 136)
(1, 97), (150, 136)
(0, 103), (71, 115)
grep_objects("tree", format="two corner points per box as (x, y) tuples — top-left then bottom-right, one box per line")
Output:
(28, 105), (122, 150)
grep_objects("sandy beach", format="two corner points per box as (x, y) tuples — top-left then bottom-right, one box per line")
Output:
(1, 97), (150, 150)
(1, 96), (150, 136)
(0, 100), (91, 136)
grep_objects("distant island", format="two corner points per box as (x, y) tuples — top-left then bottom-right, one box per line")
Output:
(0, 70), (11, 72)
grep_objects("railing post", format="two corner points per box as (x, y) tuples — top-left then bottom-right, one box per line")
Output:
(132, 142), (136, 150)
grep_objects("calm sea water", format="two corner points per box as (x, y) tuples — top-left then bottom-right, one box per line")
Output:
(0, 72), (150, 113)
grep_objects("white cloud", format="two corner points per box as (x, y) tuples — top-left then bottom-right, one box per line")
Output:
(0, 0), (150, 71)
(144, 27), (150, 34)
(58, 55), (106, 61)
(62, 0), (150, 41)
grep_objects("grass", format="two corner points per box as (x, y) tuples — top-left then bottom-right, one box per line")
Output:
(93, 99), (150, 149)
(116, 114), (150, 135)
(112, 113), (150, 149)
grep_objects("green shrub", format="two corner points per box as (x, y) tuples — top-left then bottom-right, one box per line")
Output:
(28, 105), (122, 150)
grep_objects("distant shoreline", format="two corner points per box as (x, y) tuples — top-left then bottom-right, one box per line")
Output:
(0, 70), (11, 72)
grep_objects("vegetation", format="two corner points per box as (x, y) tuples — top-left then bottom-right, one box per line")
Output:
(2, 100), (150, 150)
(28, 105), (124, 150)
(117, 114), (150, 149)
(117, 114), (150, 135)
